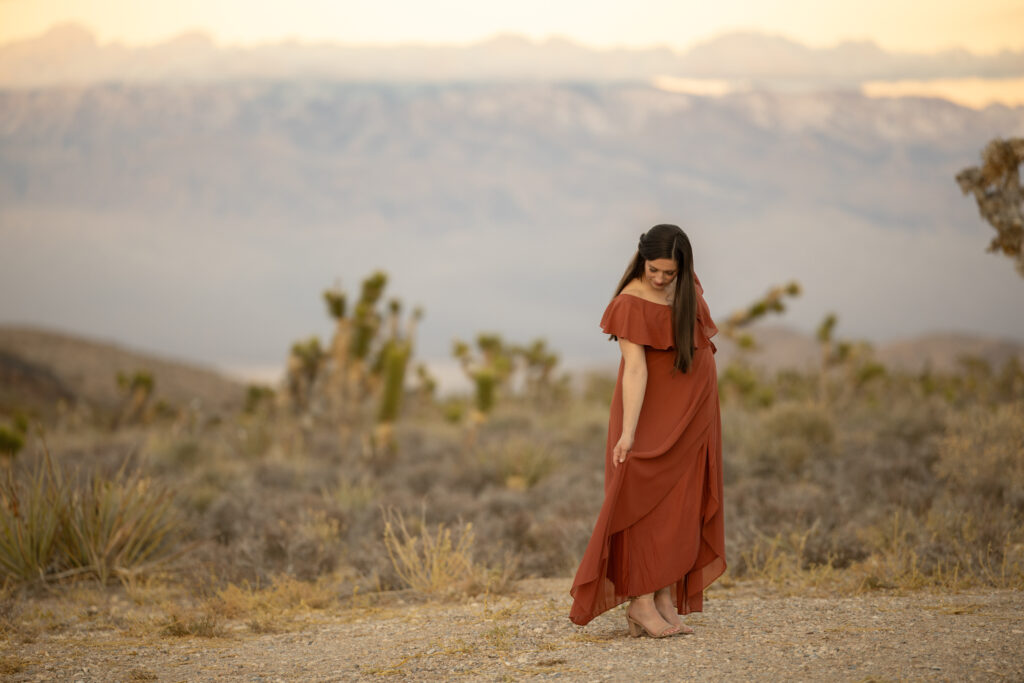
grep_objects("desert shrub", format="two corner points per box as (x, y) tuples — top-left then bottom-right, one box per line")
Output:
(720, 363), (774, 408)
(752, 401), (835, 475)
(0, 458), (61, 582)
(935, 401), (1024, 512)
(470, 438), (559, 492)
(926, 401), (1024, 582)
(382, 508), (516, 596)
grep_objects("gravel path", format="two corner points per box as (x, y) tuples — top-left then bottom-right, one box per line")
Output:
(5, 579), (1023, 681)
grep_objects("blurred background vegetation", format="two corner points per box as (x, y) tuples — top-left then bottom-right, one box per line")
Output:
(2, 241), (1021, 609)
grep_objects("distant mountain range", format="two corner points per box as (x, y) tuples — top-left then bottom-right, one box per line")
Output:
(2, 28), (1023, 377)
(1, 23), (1023, 88)
(2, 78), (1023, 374)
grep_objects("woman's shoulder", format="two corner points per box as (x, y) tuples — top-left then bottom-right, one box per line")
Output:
(601, 290), (673, 350)
(620, 278), (645, 298)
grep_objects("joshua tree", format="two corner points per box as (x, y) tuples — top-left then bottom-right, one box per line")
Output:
(515, 338), (560, 405)
(716, 281), (801, 407)
(956, 137), (1024, 277)
(719, 281), (802, 349)
(452, 334), (514, 420)
(115, 370), (155, 425)
(285, 272), (421, 450)
(285, 337), (323, 412)
(815, 313), (885, 404)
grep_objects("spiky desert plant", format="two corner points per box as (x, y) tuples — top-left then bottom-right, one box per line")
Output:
(285, 336), (323, 411)
(720, 281), (802, 348)
(346, 271), (389, 400)
(378, 341), (412, 424)
(415, 363), (437, 402)
(956, 137), (1024, 277)
(453, 333), (516, 419)
(517, 338), (560, 401)
(322, 284), (351, 405)
(115, 370), (155, 425)
(56, 461), (188, 585)
(371, 302), (421, 450)
(244, 384), (276, 415)
(0, 453), (61, 582)
(716, 282), (801, 405)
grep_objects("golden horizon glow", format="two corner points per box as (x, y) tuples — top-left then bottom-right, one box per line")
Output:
(862, 78), (1024, 109)
(1, 0), (1023, 55)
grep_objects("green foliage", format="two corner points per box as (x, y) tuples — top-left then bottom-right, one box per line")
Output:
(452, 333), (557, 418)
(441, 398), (466, 424)
(350, 301), (379, 361)
(322, 288), (347, 320)
(720, 363), (774, 408)
(415, 363), (437, 399)
(378, 341), (412, 423)
(290, 337), (323, 379)
(294, 271), (422, 431)
(244, 384), (276, 415)
(116, 370), (154, 394)
(0, 428), (24, 458)
(721, 281), (802, 347)
(816, 313), (837, 344)
(473, 368), (498, 415)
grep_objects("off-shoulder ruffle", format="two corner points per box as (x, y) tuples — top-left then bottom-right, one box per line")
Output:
(600, 294), (675, 350)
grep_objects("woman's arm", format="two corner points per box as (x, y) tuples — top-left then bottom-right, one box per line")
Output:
(613, 338), (647, 467)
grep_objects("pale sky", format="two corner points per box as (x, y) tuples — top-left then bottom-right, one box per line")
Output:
(1, 0), (1023, 54)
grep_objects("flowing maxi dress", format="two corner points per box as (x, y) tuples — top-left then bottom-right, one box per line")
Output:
(569, 277), (726, 626)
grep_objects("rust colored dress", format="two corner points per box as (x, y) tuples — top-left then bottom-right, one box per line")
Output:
(569, 276), (725, 626)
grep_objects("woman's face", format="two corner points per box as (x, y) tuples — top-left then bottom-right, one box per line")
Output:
(644, 258), (678, 290)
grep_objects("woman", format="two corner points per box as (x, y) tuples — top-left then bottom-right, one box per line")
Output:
(569, 224), (726, 637)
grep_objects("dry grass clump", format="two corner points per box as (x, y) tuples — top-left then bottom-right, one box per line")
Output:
(160, 605), (226, 638)
(383, 508), (517, 597)
(212, 573), (338, 618)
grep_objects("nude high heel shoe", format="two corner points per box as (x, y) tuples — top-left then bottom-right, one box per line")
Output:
(625, 596), (680, 638)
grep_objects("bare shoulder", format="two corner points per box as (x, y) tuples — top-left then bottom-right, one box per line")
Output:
(620, 278), (644, 297)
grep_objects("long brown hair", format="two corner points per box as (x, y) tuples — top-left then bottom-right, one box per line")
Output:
(612, 224), (697, 372)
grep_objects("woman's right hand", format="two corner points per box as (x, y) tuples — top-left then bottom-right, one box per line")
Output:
(612, 433), (634, 467)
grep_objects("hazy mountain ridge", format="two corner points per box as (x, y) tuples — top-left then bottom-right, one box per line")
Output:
(1, 23), (1022, 88)
(2, 79), (1022, 371)
(2, 82), (1018, 224)
(0, 325), (244, 418)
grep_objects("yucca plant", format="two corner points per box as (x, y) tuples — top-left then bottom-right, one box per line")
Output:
(0, 455), (62, 582)
(56, 463), (187, 585)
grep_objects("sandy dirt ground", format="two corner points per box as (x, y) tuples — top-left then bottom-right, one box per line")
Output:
(4, 579), (1023, 682)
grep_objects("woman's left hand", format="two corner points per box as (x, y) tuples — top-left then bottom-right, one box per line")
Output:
(612, 433), (633, 467)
